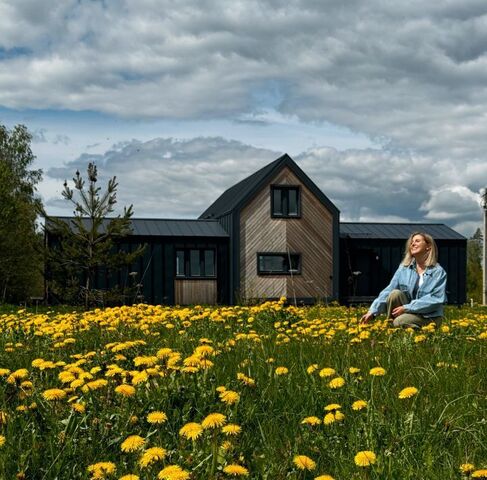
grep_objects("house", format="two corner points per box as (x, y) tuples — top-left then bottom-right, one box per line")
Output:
(46, 154), (467, 305)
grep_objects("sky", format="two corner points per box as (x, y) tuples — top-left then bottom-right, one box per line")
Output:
(1, 0), (487, 237)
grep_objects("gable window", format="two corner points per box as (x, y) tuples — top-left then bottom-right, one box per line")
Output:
(176, 249), (216, 278)
(271, 185), (300, 217)
(257, 252), (301, 275)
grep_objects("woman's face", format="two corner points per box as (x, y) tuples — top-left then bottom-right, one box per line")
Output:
(409, 234), (429, 258)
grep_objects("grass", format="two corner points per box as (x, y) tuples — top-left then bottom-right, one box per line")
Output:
(0, 300), (485, 479)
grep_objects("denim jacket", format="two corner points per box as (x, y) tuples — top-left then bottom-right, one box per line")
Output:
(368, 262), (447, 318)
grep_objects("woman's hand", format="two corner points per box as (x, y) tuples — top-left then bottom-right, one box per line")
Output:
(360, 312), (375, 324)
(392, 305), (406, 317)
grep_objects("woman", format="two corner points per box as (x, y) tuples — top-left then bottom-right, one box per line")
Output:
(360, 232), (447, 328)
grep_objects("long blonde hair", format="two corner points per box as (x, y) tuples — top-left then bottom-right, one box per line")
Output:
(401, 232), (438, 267)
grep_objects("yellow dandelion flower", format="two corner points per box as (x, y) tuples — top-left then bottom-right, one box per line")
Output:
(0, 435), (5, 447)
(42, 389), (67, 401)
(352, 400), (368, 411)
(324, 403), (341, 411)
(460, 464), (475, 474)
(87, 461), (116, 479)
(472, 470), (487, 478)
(369, 367), (386, 376)
(222, 424), (242, 436)
(275, 367), (289, 375)
(354, 451), (376, 467)
(301, 416), (321, 426)
(147, 411), (168, 424)
(219, 390), (240, 405)
(328, 377), (345, 389)
(294, 455), (316, 471)
(121, 435), (145, 452)
(72, 402), (86, 413)
(398, 387), (418, 399)
(319, 367), (336, 378)
(115, 384), (136, 397)
(223, 464), (249, 476)
(157, 465), (190, 480)
(139, 447), (167, 468)
(179, 422), (203, 440)
(202, 413), (226, 429)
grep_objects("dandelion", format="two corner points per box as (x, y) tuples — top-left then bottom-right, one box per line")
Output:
(319, 367), (336, 378)
(222, 424), (242, 436)
(219, 390), (240, 405)
(139, 447), (167, 468)
(121, 435), (145, 452)
(115, 384), (136, 397)
(42, 389), (67, 401)
(294, 455), (316, 471)
(179, 422), (203, 440)
(223, 464), (249, 476)
(202, 413), (226, 429)
(369, 367), (386, 376)
(398, 387), (419, 399)
(354, 451), (376, 467)
(157, 465), (190, 480)
(352, 400), (368, 411)
(301, 416), (321, 426)
(147, 411), (168, 424)
(328, 377), (345, 389)
(472, 470), (487, 478)
(460, 464), (475, 474)
(87, 462), (116, 479)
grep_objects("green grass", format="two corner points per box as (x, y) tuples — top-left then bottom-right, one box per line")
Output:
(0, 303), (485, 479)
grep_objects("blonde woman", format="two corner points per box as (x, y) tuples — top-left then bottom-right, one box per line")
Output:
(360, 232), (447, 328)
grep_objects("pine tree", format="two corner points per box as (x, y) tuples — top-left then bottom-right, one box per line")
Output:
(45, 163), (144, 308)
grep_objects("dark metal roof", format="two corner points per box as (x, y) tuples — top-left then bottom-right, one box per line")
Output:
(199, 153), (339, 218)
(47, 217), (229, 238)
(340, 222), (466, 240)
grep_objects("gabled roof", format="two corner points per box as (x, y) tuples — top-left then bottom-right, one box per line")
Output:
(199, 154), (339, 218)
(47, 217), (229, 238)
(340, 222), (466, 240)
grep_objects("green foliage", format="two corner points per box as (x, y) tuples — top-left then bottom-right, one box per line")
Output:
(466, 228), (483, 303)
(45, 163), (144, 308)
(0, 124), (43, 303)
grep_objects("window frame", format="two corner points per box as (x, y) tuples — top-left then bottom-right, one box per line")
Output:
(175, 248), (217, 279)
(256, 252), (302, 276)
(270, 184), (301, 218)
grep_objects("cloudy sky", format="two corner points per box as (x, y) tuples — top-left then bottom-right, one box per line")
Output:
(2, 0), (487, 236)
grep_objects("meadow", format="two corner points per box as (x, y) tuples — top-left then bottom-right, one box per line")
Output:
(0, 299), (485, 480)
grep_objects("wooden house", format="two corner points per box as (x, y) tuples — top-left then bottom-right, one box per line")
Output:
(46, 154), (467, 306)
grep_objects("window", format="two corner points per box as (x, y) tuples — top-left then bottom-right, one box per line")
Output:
(271, 185), (300, 217)
(257, 253), (301, 275)
(176, 249), (216, 278)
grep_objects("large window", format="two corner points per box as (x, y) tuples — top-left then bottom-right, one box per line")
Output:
(176, 249), (216, 278)
(257, 253), (301, 275)
(271, 185), (300, 218)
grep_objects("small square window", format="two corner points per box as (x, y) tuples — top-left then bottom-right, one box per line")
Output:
(271, 186), (300, 218)
(257, 253), (301, 275)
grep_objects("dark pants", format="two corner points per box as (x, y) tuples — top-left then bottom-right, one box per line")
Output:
(387, 289), (442, 329)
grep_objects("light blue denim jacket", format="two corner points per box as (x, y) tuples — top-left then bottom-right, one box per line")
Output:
(368, 262), (447, 318)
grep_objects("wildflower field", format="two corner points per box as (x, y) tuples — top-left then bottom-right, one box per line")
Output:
(0, 300), (486, 480)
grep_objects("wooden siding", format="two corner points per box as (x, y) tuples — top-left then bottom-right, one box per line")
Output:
(175, 279), (217, 305)
(239, 167), (334, 301)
